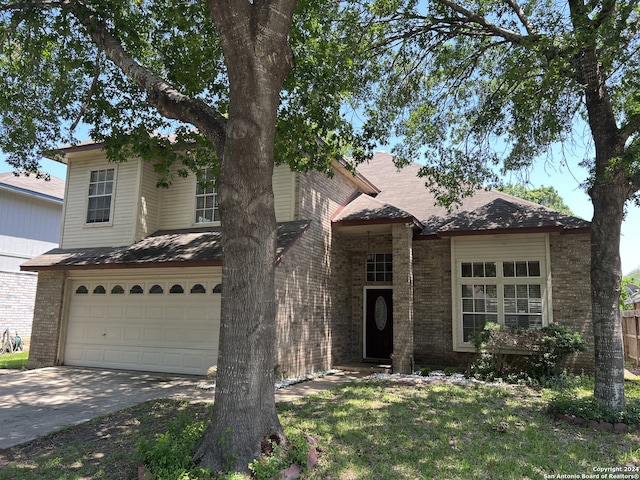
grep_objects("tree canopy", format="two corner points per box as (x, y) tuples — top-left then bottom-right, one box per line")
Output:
(497, 184), (575, 215)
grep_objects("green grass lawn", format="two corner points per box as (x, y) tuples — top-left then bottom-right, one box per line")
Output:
(0, 351), (28, 370)
(1, 376), (639, 479)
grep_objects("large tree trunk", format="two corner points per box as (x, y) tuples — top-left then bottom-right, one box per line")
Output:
(577, 41), (628, 412)
(589, 183), (626, 411)
(192, 1), (296, 473)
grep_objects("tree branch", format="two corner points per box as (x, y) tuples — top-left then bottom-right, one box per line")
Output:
(63, 0), (227, 154)
(503, 0), (536, 35)
(434, 0), (531, 44)
(70, 47), (101, 132)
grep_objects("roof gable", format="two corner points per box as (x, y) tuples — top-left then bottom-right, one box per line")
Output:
(436, 198), (591, 236)
(338, 152), (591, 234)
(0, 172), (65, 202)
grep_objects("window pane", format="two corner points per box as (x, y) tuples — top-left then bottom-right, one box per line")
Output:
(516, 261), (528, 277)
(486, 285), (497, 298)
(486, 298), (498, 312)
(462, 285), (473, 297)
(517, 299), (529, 312)
(503, 262), (515, 277)
(474, 299), (485, 312)
(504, 298), (516, 313)
(485, 262), (496, 277)
(461, 263), (472, 277)
(529, 284), (541, 298)
(474, 285), (486, 297)
(517, 284), (528, 297)
(528, 261), (541, 277)
(529, 299), (543, 313)
(473, 262), (484, 277)
(462, 298), (474, 312)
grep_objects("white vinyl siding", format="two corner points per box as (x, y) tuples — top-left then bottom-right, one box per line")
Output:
(273, 165), (295, 222)
(135, 161), (161, 241)
(451, 234), (552, 352)
(61, 159), (139, 248)
(158, 164), (297, 230)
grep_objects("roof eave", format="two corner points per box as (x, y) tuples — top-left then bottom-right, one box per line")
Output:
(21, 259), (223, 272)
(435, 225), (591, 238)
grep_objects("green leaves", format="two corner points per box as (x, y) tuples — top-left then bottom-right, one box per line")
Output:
(346, 0), (640, 205)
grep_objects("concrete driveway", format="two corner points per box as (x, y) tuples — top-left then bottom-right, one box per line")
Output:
(0, 366), (213, 450)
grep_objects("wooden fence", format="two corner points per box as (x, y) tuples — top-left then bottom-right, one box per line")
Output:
(622, 307), (640, 366)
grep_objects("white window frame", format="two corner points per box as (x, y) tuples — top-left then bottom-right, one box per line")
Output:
(451, 235), (553, 352)
(85, 167), (116, 226)
(194, 167), (220, 225)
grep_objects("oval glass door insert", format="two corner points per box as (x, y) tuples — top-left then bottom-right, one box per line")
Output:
(374, 296), (388, 331)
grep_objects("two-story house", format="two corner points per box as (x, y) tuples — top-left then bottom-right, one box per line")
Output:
(0, 172), (64, 349)
(22, 143), (593, 375)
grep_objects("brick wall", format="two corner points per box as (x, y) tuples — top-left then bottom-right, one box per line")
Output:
(0, 270), (38, 348)
(549, 231), (594, 373)
(274, 168), (357, 377)
(27, 270), (67, 369)
(346, 233), (393, 361)
(392, 223), (414, 373)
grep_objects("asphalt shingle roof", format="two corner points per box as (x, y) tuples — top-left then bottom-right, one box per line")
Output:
(336, 152), (590, 235)
(21, 220), (310, 271)
(0, 172), (65, 202)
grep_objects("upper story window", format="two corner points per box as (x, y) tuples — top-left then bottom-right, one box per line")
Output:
(87, 168), (115, 224)
(195, 167), (219, 224)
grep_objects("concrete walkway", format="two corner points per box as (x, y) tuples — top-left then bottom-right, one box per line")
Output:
(0, 367), (365, 450)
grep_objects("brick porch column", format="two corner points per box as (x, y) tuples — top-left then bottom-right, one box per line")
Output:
(27, 270), (67, 369)
(392, 223), (414, 373)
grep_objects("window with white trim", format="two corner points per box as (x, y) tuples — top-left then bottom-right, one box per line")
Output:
(87, 168), (115, 223)
(459, 260), (544, 342)
(195, 167), (219, 224)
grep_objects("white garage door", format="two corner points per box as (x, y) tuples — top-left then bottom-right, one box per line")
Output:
(64, 274), (221, 375)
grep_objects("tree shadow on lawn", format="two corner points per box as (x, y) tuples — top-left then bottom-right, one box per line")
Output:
(0, 399), (212, 480)
(277, 379), (640, 480)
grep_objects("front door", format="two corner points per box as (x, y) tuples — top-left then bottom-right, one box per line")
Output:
(365, 288), (393, 360)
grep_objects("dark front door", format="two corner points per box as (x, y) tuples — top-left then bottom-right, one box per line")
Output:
(365, 288), (393, 360)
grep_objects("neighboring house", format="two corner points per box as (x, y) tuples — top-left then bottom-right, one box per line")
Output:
(22, 144), (593, 375)
(0, 172), (65, 348)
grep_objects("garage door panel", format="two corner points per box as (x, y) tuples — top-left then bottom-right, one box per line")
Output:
(84, 348), (104, 362)
(126, 306), (144, 319)
(65, 276), (221, 375)
(104, 349), (122, 363)
(123, 327), (142, 341)
(108, 305), (124, 317)
(122, 350), (141, 365)
(145, 306), (164, 320)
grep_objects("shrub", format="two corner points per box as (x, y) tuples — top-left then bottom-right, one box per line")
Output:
(468, 323), (586, 383)
(137, 409), (211, 479)
(248, 429), (311, 480)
